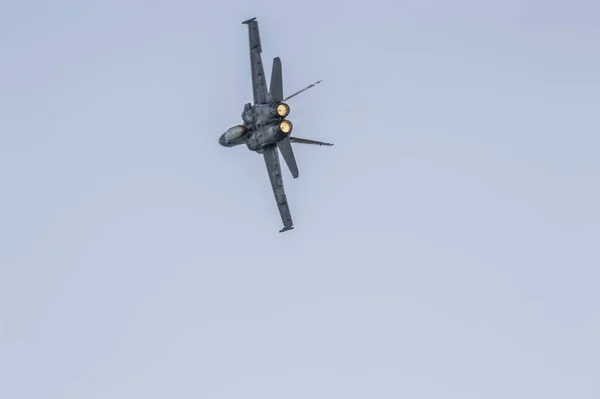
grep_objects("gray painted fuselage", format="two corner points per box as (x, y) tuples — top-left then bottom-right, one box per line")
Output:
(218, 17), (331, 233)
(219, 102), (289, 153)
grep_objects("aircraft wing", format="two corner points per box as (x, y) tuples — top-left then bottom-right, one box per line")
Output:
(242, 18), (268, 104)
(262, 144), (294, 232)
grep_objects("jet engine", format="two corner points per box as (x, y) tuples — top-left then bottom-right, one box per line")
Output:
(279, 119), (293, 134)
(264, 120), (293, 138)
(274, 102), (290, 118)
(219, 125), (247, 147)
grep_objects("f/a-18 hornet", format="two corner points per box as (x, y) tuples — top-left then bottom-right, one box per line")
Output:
(219, 17), (333, 233)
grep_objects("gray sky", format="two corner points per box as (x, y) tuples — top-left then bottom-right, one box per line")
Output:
(1, 1), (599, 398)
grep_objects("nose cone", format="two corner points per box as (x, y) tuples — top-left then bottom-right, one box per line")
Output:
(220, 125), (247, 147)
(219, 134), (229, 147)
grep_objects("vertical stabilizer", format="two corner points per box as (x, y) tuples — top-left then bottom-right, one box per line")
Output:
(277, 137), (299, 178)
(269, 57), (284, 102)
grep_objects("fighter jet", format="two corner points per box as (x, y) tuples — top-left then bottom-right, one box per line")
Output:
(219, 17), (333, 233)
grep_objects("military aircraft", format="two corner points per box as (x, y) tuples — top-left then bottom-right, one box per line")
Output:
(219, 17), (333, 233)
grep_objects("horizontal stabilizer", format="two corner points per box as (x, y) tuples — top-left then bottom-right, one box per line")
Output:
(283, 80), (322, 101)
(289, 137), (334, 146)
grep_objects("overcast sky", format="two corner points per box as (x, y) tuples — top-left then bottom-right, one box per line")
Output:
(1, 1), (599, 398)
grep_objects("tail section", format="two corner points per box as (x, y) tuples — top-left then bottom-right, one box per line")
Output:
(269, 57), (330, 177)
(270, 57), (298, 178)
(278, 135), (334, 179)
(269, 58), (321, 102)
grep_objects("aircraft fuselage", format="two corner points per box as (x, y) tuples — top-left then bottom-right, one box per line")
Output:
(219, 101), (292, 152)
